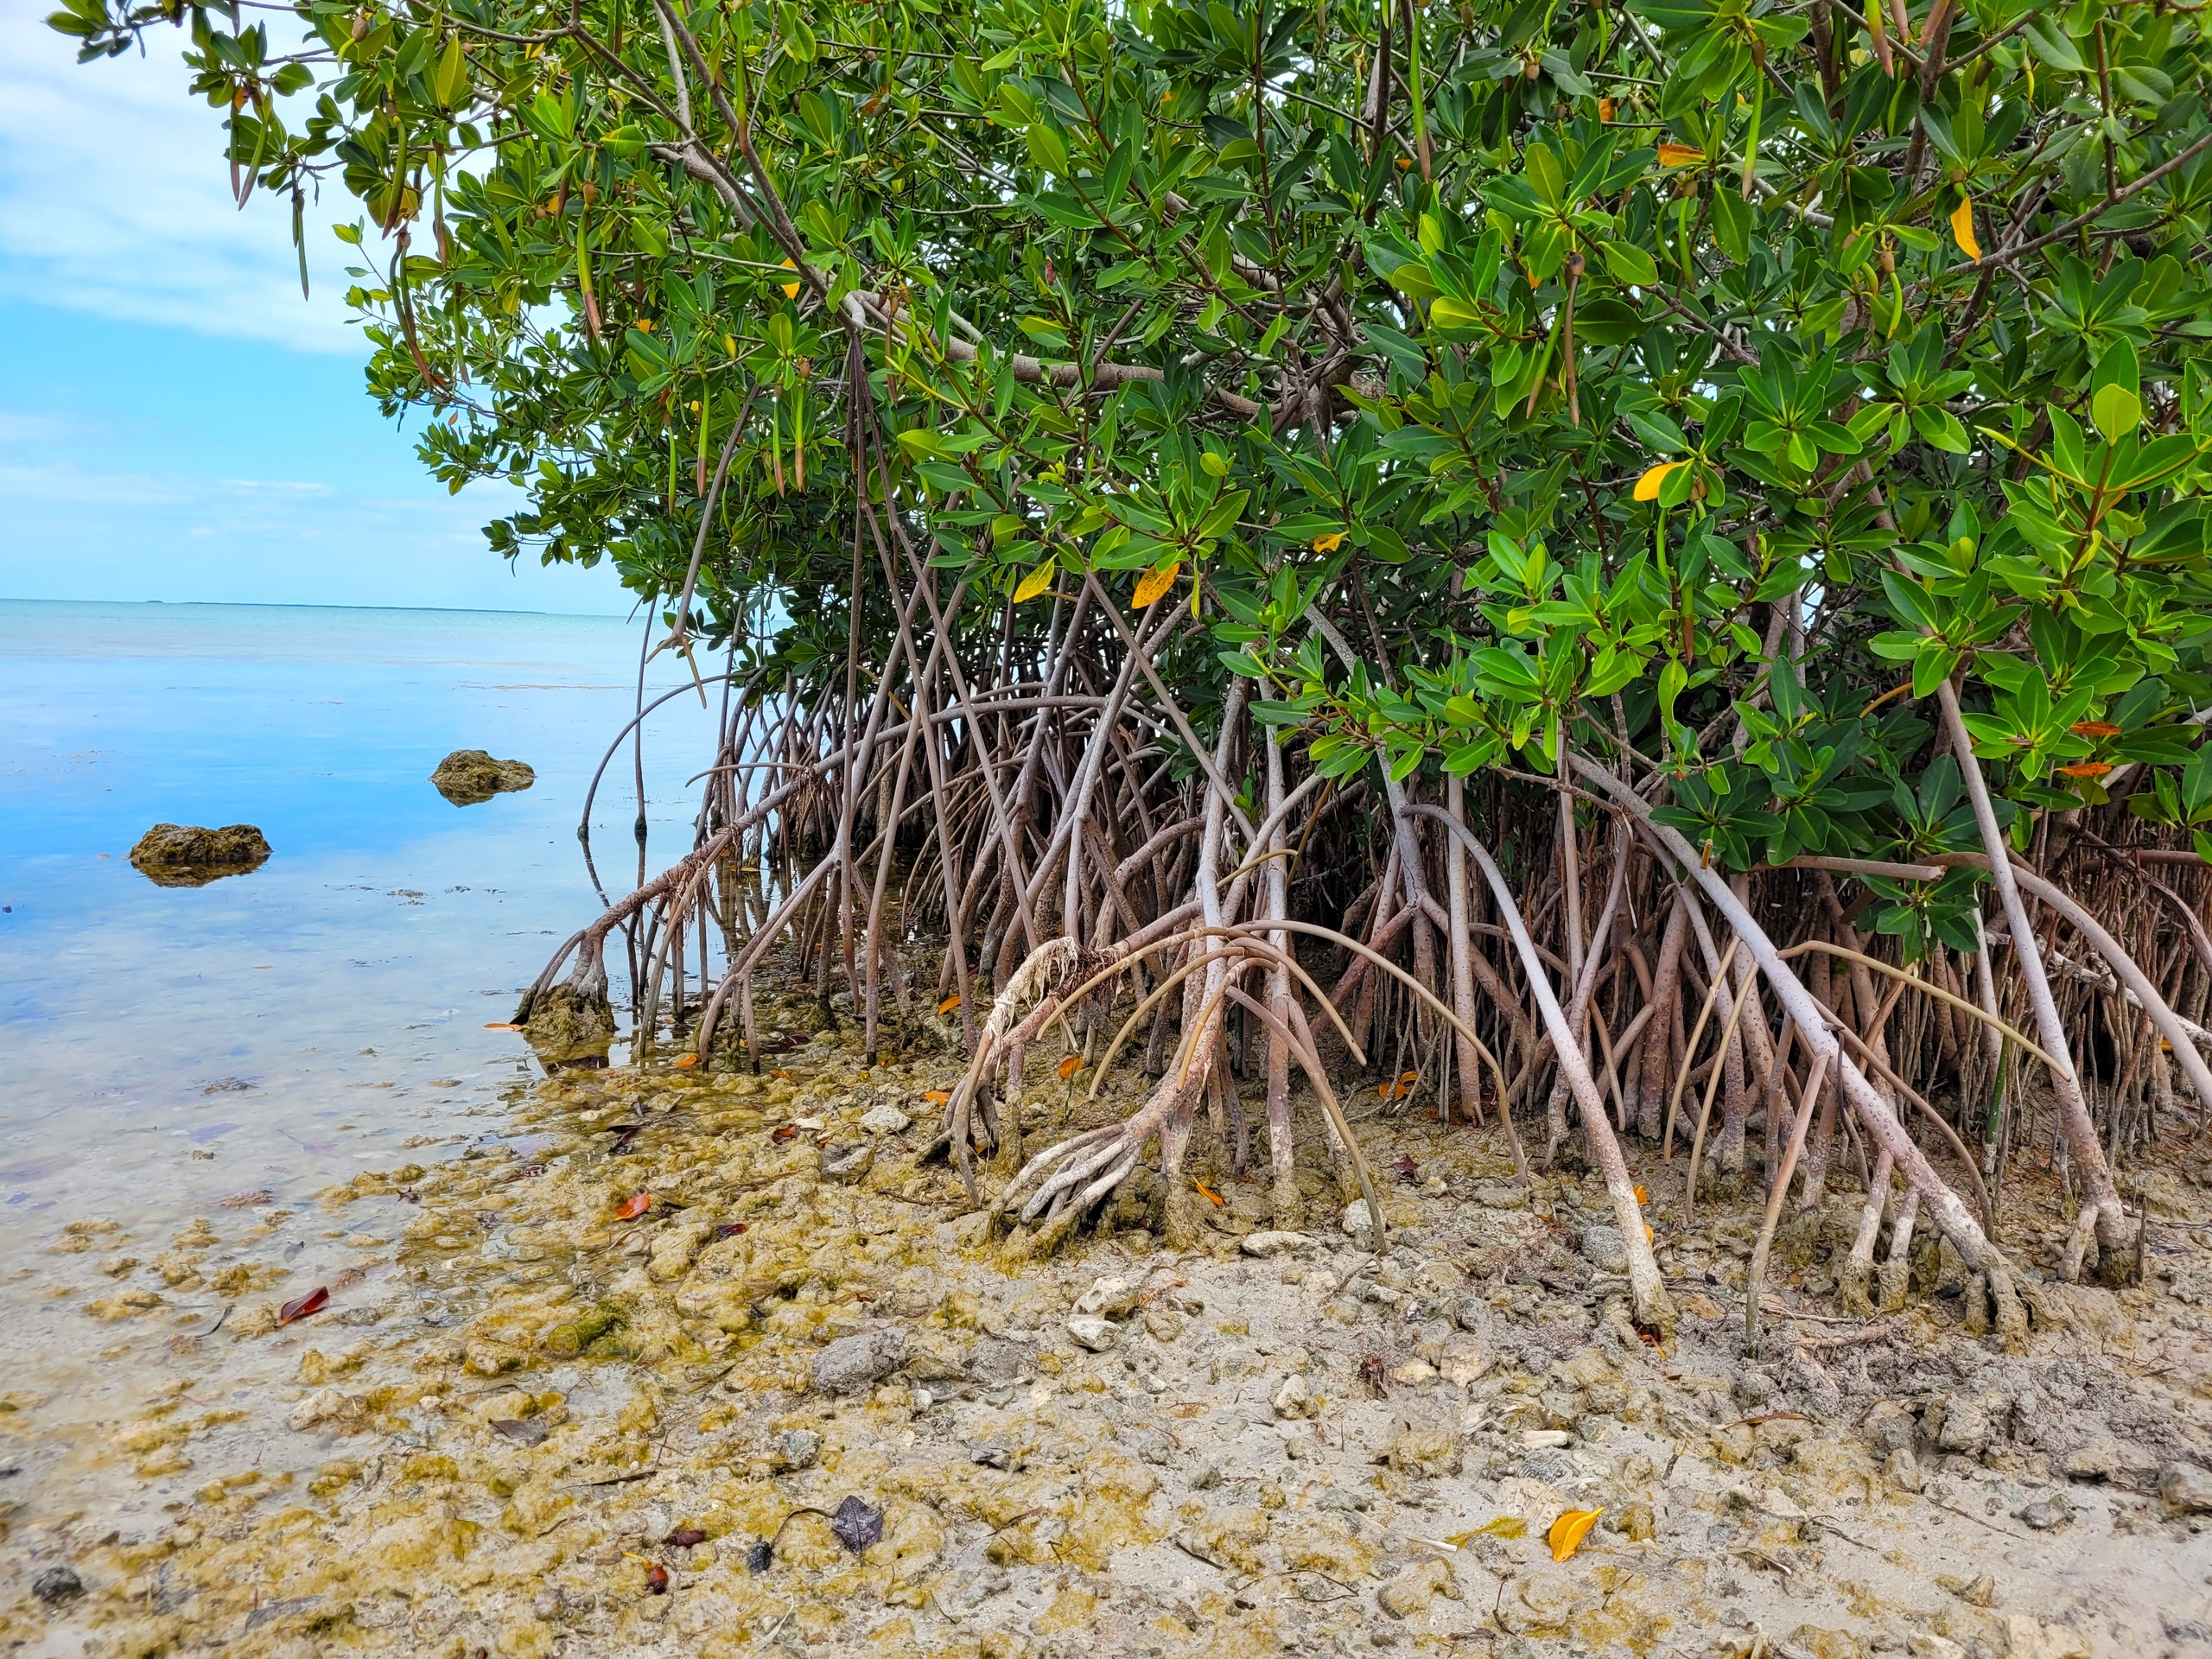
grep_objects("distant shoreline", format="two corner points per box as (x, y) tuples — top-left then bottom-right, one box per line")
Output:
(0, 595), (632, 621)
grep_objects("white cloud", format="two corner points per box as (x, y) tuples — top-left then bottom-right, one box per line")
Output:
(0, 8), (363, 352)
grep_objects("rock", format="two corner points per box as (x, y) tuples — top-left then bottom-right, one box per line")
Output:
(2015, 1495), (2069, 1530)
(811, 1329), (906, 1394)
(1885, 1448), (1923, 1492)
(1066, 1315), (1119, 1352)
(1241, 1230), (1314, 1257)
(1906, 1637), (1967, 1659)
(1342, 1198), (1377, 1240)
(1272, 1375), (1317, 1420)
(32, 1567), (84, 1606)
(819, 1142), (874, 1184)
(1144, 1308), (1185, 1343)
(1377, 1557), (1459, 1618)
(128, 823), (270, 887)
(429, 749), (536, 805)
(2057, 1439), (2126, 1481)
(1933, 1389), (2011, 1456)
(2004, 1616), (2092, 1659)
(1861, 1399), (1917, 1457)
(2162, 1462), (2212, 1514)
(969, 1336), (1035, 1384)
(1386, 1427), (1462, 1478)
(1473, 1184), (1526, 1210)
(773, 1429), (821, 1471)
(1177, 1506), (1269, 1574)
(1072, 1275), (1139, 1319)
(1578, 1224), (1630, 1274)
(1781, 1626), (1866, 1659)
(1438, 1333), (1493, 1388)
(287, 1388), (357, 1432)
(858, 1103), (911, 1135)
(1389, 1359), (1438, 1385)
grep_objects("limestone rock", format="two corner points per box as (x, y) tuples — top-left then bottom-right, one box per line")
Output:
(287, 1388), (359, 1432)
(1578, 1224), (1630, 1274)
(128, 823), (270, 887)
(2004, 1616), (2092, 1659)
(1177, 1505), (1269, 1573)
(1386, 1426), (1462, 1478)
(811, 1328), (906, 1394)
(970, 1335), (1036, 1383)
(1342, 1198), (1377, 1240)
(1272, 1374), (1317, 1420)
(773, 1429), (822, 1471)
(1933, 1389), (2012, 1456)
(1072, 1274), (1139, 1319)
(430, 749), (536, 805)
(2162, 1462), (2212, 1514)
(1240, 1230), (1314, 1257)
(32, 1567), (85, 1606)
(1438, 1333), (1493, 1388)
(818, 1141), (874, 1184)
(1066, 1314), (1119, 1352)
(1377, 1557), (1460, 1618)
(858, 1103), (911, 1135)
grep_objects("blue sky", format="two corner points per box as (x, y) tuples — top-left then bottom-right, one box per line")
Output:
(0, 9), (628, 614)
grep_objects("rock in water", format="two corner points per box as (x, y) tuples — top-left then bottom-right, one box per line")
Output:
(128, 823), (270, 887)
(811, 1328), (906, 1395)
(429, 749), (536, 805)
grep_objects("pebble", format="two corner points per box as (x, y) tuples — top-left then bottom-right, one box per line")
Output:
(857, 1103), (911, 1135)
(1272, 1374), (1317, 1420)
(32, 1567), (84, 1606)
(811, 1328), (906, 1394)
(1066, 1314), (1119, 1352)
(775, 1428), (822, 1471)
(1579, 1224), (1630, 1274)
(1341, 1198), (1376, 1239)
(1072, 1274), (1138, 1319)
(1240, 1230), (1313, 1257)
(2162, 1461), (2212, 1514)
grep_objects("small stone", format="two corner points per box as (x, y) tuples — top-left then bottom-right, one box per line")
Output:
(2014, 1496), (2068, 1531)
(972, 1445), (1011, 1470)
(1885, 1448), (1923, 1492)
(1342, 1198), (1377, 1240)
(2057, 1440), (2121, 1481)
(1272, 1375), (1317, 1420)
(1389, 1359), (1438, 1386)
(858, 1103), (911, 1135)
(286, 1388), (356, 1432)
(128, 823), (270, 886)
(2161, 1461), (2212, 1514)
(32, 1567), (84, 1606)
(1066, 1315), (1119, 1352)
(1578, 1224), (1630, 1274)
(812, 1329), (907, 1395)
(2003, 1616), (2091, 1659)
(1438, 1334), (1493, 1388)
(775, 1429), (821, 1471)
(1932, 1389), (2010, 1456)
(1521, 1428), (1573, 1450)
(1376, 1558), (1459, 1618)
(1143, 1308), (1185, 1343)
(969, 1335), (1035, 1384)
(1241, 1230), (1314, 1257)
(1861, 1399), (1916, 1457)
(1072, 1275), (1139, 1319)
(819, 1142), (874, 1184)
(1905, 1637), (1966, 1659)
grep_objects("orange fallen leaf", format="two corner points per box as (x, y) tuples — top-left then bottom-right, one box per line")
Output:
(2070, 721), (2120, 738)
(938, 995), (963, 1014)
(1058, 1054), (1085, 1080)
(1195, 1181), (1225, 1206)
(771, 1124), (798, 1142)
(615, 1191), (652, 1219)
(671, 1053), (698, 1069)
(772, 1068), (792, 1080)
(921, 1089), (952, 1105)
(1599, 98), (1618, 122)
(277, 1286), (329, 1327)
(2057, 761), (2113, 779)
(1548, 1507), (1603, 1561)
(1633, 1184), (1649, 1204)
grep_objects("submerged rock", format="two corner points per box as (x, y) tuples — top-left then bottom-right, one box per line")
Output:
(128, 823), (270, 886)
(430, 748), (536, 805)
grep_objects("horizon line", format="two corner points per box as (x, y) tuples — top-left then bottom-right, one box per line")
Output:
(0, 594), (635, 621)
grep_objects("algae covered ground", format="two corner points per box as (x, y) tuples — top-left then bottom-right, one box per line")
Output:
(7, 995), (2212, 1659)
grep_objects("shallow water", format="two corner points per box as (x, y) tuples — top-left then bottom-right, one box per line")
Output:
(0, 598), (715, 1524)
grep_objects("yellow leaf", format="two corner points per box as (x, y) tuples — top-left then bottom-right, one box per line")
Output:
(779, 256), (800, 299)
(1548, 1508), (1603, 1561)
(772, 1068), (792, 1080)
(922, 1089), (951, 1104)
(671, 1052), (698, 1069)
(1311, 531), (1344, 552)
(1133, 560), (1182, 608)
(1195, 1180), (1225, 1206)
(1633, 460), (1688, 501)
(938, 994), (963, 1014)
(1656, 143), (1702, 167)
(1058, 1054), (1085, 1080)
(637, 318), (654, 332)
(1012, 563), (1054, 604)
(1599, 98), (1617, 123)
(1950, 196), (1981, 262)
(1633, 1184), (1649, 1204)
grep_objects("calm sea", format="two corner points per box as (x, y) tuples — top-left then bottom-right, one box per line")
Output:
(0, 599), (716, 1524)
